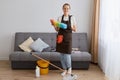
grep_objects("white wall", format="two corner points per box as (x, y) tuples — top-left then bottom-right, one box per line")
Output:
(0, 0), (94, 60)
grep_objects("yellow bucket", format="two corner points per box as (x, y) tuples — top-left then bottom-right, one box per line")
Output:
(37, 60), (49, 75)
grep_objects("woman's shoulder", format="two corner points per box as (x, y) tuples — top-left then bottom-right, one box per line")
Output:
(69, 15), (75, 18)
(69, 15), (76, 22)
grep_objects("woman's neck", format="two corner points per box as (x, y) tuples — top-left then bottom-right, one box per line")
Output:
(64, 13), (69, 17)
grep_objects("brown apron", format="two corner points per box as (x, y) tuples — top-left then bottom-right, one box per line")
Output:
(56, 15), (72, 54)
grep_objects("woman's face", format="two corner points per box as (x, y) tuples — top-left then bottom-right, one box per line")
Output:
(63, 5), (70, 15)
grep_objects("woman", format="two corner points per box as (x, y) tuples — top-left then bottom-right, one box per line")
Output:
(53, 3), (77, 76)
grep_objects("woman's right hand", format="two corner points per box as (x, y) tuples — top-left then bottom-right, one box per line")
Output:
(50, 19), (55, 26)
(50, 19), (59, 31)
(51, 23), (54, 26)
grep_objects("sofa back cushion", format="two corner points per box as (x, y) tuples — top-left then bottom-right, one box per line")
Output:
(14, 32), (89, 52)
(72, 33), (89, 52)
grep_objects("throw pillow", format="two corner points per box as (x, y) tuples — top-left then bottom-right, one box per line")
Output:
(42, 47), (52, 52)
(30, 38), (49, 52)
(19, 37), (34, 52)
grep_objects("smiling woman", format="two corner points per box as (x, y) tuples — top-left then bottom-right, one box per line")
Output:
(51, 3), (77, 76)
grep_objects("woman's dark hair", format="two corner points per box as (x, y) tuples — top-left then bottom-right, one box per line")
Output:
(62, 3), (71, 9)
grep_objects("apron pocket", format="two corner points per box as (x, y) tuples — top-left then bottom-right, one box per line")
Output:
(57, 35), (63, 44)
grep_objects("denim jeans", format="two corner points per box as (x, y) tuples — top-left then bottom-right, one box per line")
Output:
(60, 53), (72, 70)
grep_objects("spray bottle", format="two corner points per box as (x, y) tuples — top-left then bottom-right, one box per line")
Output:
(35, 66), (40, 77)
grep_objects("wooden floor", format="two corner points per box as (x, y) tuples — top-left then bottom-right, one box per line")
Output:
(0, 60), (108, 80)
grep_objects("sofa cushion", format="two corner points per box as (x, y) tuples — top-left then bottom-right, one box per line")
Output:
(49, 52), (61, 61)
(71, 51), (91, 61)
(9, 51), (51, 61)
(30, 38), (49, 52)
(9, 51), (91, 62)
(19, 37), (34, 52)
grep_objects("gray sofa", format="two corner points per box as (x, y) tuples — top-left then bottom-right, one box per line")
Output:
(9, 32), (91, 70)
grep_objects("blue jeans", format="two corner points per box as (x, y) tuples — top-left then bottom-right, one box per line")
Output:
(60, 53), (72, 70)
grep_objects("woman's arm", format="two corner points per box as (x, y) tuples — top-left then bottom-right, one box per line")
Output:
(71, 16), (77, 32)
(53, 16), (62, 32)
(54, 26), (60, 32)
(51, 18), (60, 32)
(51, 24), (59, 32)
(72, 25), (77, 32)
